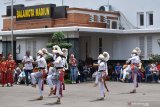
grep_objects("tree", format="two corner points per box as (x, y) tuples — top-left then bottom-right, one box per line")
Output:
(46, 32), (72, 49)
(149, 54), (160, 63)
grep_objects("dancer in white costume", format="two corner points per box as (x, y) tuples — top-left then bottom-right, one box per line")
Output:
(120, 61), (131, 82)
(127, 47), (141, 93)
(94, 51), (110, 100)
(43, 45), (63, 104)
(59, 48), (68, 96)
(31, 50), (47, 100)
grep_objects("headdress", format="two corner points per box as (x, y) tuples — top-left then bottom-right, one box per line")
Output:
(102, 51), (110, 61)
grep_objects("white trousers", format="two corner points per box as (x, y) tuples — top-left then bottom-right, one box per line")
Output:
(95, 72), (105, 98)
(133, 73), (137, 90)
(122, 69), (130, 79)
(47, 73), (61, 98)
(31, 72), (43, 96)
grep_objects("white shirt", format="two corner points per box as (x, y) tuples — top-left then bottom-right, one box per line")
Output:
(62, 57), (66, 67)
(128, 56), (140, 64)
(36, 56), (47, 70)
(98, 60), (106, 71)
(62, 57), (68, 70)
(54, 56), (63, 68)
(22, 56), (34, 70)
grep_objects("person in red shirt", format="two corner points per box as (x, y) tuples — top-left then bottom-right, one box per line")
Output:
(156, 62), (160, 80)
(6, 54), (16, 87)
(0, 55), (7, 87)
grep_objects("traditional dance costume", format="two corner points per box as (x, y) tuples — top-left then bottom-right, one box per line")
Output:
(95, 52), (110, 100)
(44, 45), (64, 104)
(6, 54), (16, 86)
(127, 47), (141, 93)
(0, 60), (7, 87)
(31, 50), (47, 100)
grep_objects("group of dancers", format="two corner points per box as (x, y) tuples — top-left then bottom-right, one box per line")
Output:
(0, 54), (16, 87)
(0, 46), (142, 103)
(94, 47), (141, 100)
(30, 45), (68, 104)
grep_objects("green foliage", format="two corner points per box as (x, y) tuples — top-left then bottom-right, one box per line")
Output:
(52, 32), (64, 43)
(46, 32), (72, 49)
(64, 79), (72, 84)
(149, 54), (160, 63)
(59, 43), (72, 48)
(45, 55), (53, 63)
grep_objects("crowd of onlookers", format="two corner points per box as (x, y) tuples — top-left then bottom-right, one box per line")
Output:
(75, 61), (160, 84)
(108, 62), (160, 83)
(1, 56), (160, 85)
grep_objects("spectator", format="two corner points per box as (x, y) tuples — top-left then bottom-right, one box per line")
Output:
(14, 67), (21, 84)
(145, 63), (152, 82)
(22, 51), (34, 86)
(156, 62), (160, 81)
(69, 54), (78, 84)
(114, 62), (122, 81)
(17, 67), (26, 84)
(150, 64), (159, 83)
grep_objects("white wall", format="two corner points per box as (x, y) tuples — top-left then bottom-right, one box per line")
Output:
(152, 34), (160, 55)
(81, 34), (140, 60)
(1, 0), (160, 30)
(16, 37), (49, 60)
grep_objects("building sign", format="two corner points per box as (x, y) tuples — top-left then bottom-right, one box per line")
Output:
(16, 4), (55, 21)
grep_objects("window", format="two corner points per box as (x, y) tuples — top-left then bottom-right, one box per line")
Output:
(100, 16), (105, 23)
(106, 20), (110, 28)
(147, 12), (153, 25)
(89, 15), (94, 22)
(140, 14), (144, 26)
(138, 12), (144, 26)
(94, 15), (98, 22)
(112, 21), (117, 29)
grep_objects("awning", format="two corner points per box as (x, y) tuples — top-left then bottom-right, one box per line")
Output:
(0, 26), (160, 36)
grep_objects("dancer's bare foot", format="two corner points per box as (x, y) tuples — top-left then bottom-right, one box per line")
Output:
(130, 89), (136, 93)
(55, 98), (61, 104)
(48, 89), (54, 96)
(36, 96), (43, 100)
(32, 84), (36, 88)
(97, 97), (104, 100)
(120, 79), (124, 82)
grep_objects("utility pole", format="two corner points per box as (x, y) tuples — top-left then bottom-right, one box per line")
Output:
(11, 0), (14, 58)
(62, 0), (64, 6)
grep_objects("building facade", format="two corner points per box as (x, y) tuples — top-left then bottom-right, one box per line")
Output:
(0, 0), (160, 61)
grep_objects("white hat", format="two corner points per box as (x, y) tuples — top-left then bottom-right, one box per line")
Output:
(52, 45), (63, 54)
(132, 49), (138, 54)
(62, 48), (68, 57)
(37, 50), (43, 55)
(98, 54), (105, 61)
(42, 48), (48, 54)
(132, 47), (141, 55)
(103, 51), (110, 61)
(135, 47), (141, 55)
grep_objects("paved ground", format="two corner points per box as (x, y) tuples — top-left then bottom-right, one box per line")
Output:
(0, 81), (160, 107)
